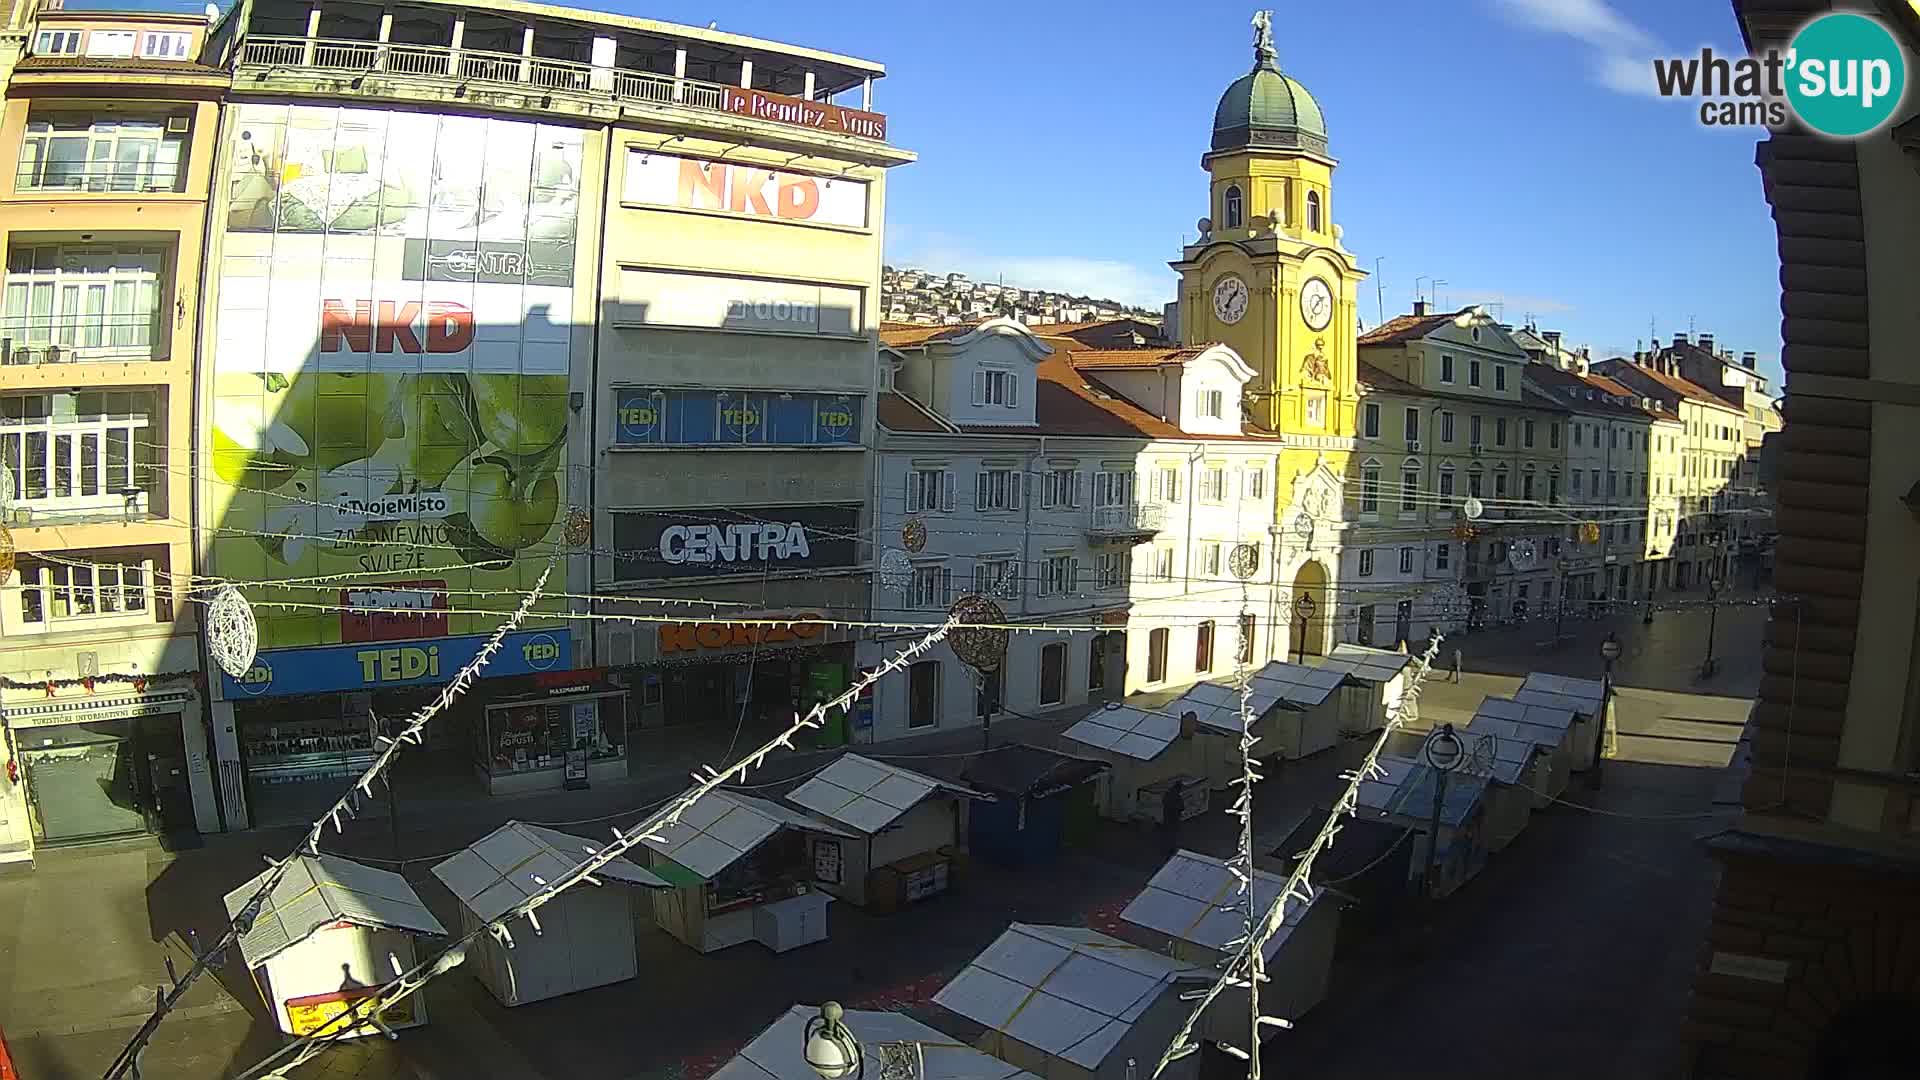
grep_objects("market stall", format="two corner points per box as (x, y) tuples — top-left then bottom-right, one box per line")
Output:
(1397, 727), (1550, 852)
(223, 853), (445, 1038)
(1119, 850), (1339, 1039)
(1467, 696), (1578, 805)
(1356, 754), (1490, 899)
(1516, 672), (1613, 771)
(782, 753), (987, 911)
(713, 1005), (1036, 1080)
(641, 789), (853, 954)
(961, 744), (1109, 867)
(429, 821), (667, 1006)
(1326, 644), (1413, 735)
(1061, 702), (1205, 823)
(1271, 810), (1414, 928)
(475, 684), (627, 795)
(1181, 660), (1354, 789)
(933, 923), (1210, 1080)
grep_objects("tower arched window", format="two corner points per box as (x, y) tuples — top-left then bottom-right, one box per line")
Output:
(1305, 190), (1323, 232)
(1224, 185), (1244, 229)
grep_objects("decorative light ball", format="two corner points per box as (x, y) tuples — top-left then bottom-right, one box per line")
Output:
(0, 519), (13, 580)
(1228, 543), (1260, 580)
(878, 549), (913, 592)
(207, 585), (259, 680)
(948, 594), (1009, 673)
(901, 517), (928, 554)
(563, 506), (592, 548)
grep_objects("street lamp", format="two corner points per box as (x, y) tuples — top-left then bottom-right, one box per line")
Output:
(1554, 556), (1572, 644)
(1594, 633), (1622, 789)
(1700, 578), (1724, 678)
(1294, 591), (1317, 662)
(804, 1003), (925, 1080)
(1422, 724), (1465, 897)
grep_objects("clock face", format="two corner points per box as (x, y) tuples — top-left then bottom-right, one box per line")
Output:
(1300, 277), (1334, 331)
(1212, 275), (1249, 325)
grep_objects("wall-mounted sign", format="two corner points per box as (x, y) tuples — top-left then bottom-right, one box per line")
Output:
(613, 388), (860, 447)
(623, 150), (870, 227)
(401, 238), (575, 287)
(616, 268), (862, 336)
(812, 837), (843, 884)
(719, 87), (887, 142)
(222, 630), (571, 698)
(340, 580), (450, 642)
(610, 505), (860, 582)
(658, 613), (826, 655)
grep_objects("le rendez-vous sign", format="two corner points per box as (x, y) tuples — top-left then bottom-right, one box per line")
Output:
(719, 86), (888, 142)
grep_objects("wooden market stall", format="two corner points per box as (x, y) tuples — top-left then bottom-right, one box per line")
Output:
(1118, 850), (1340, 1039)
(783, 753), (987, 911)
(1183, 661), (1354, 790)
(1356, 754), (1491, 899)
(429, 821), (667, 1006)
(1516, 672), (1614, 771)
(1467, 696), (1579, 805)
(1326, 644), (1414, 735)
(1390, 727), (1549, 852)
(1272, 809), (1414, 930)
(933, 923), (1210, 1080)
(961, 744), (1109, 867)
(223, 853), (445, 1039)
(1061, 702), (1205, 823)
(713, 1005), (1036, 1080)
(640, 790), (854, 954)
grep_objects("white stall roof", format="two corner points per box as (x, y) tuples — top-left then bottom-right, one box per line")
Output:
(1327, 644), (1413, 684)
(224, 853), (445, 968)
(432, 821), (668, 922)
(1474, 696), (1578, 743)
(786, 754), (987, 835)
(1355, 755), (1486, 827)
(1453, 728), (1544, 786)
(1246, 660), (1352, 709)
(1521, 672), (1608, 712)
(713, 1006), (1037, 1080)
(1121, 850), (1318, 962)
(935, 923), (1207, 1071)
(1063, 702), (1184, 760)
(1356, 755), (1418, 815)
(641, 790), (853, 880)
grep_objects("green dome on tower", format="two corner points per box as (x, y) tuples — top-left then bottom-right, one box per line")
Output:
(1211, 25), (1327, 156)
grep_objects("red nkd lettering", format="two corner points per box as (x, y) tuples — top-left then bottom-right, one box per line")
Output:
(319, 300), (474, 354)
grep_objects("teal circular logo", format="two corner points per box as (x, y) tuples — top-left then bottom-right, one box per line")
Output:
(1786, 13), (1906, 137)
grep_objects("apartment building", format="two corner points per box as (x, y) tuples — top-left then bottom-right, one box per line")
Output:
(1591, 352), (1747, 590)
(1585, 370), (1687, 597)
(0, 3), (225, 863)
(1357, 304), (1569, 632)
(193, 0), (909, 828)
(864, 319), (1284, 740)
(1656, 332), (1782, 549)
(1521, 364), (1658, 606)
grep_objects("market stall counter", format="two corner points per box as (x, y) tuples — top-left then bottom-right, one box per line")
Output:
(430, 821), (668, 1006)
(783, 753), (988, 911)
(640, 789), (855, 954)
(223, 853), (446, 1039)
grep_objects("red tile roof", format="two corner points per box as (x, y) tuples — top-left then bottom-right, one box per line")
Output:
(1067, 346), (1208, 370)
(1523, 363), (1657, 419)
(15, 56), (226, 77)
(876, 391), (953, 434)
(1597, 359), (1744, 413)
(879, 322), (981, 347)
(1356, 362), (1423, 395)
(1357, 309), (1468, 347)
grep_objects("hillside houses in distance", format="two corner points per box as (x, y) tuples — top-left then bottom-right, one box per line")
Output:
(882, 265), (1165, 330)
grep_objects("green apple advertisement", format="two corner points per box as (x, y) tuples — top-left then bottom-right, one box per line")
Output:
(209, 103), (582, 650)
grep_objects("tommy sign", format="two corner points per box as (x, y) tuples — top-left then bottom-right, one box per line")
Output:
(610, 504), (860, 581)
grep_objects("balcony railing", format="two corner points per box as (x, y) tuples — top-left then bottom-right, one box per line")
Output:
(0, 314), (163, 364)
(1088, 502), (1165, 537)
(15, 164), (184, 195)
(0, 415), (155, 523)
(237, 36), (881, 141)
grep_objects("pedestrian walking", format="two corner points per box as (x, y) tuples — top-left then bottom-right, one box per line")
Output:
(1161, 778), (1185, 854)
(1452, 647), (1463, 683)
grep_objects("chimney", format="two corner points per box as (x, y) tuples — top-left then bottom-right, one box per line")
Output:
(1673, 333), (1688, 347)
(1544, 330), (1561, 349)
(1413, 300), (1429, 317)
(1698, 333), (1714, 353)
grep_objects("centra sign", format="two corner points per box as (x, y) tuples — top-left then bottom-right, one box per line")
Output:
(661, 522), (812, 565)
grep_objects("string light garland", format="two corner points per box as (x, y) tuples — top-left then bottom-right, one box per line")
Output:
(0, 670), (201, 694)
(205, 585), (259, 681)
(227, 607), (964, 1080)
(1156, 634), (1447, 1076)
(100, 561), (557, 1080)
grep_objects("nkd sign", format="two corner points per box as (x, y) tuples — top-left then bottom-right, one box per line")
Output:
(610, 504), (860, 581)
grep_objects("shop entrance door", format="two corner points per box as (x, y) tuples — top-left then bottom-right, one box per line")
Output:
(20, 719), (148, 844)
(137, 713), (193, 836)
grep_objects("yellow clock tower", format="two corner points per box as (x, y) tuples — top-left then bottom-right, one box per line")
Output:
(1171, 12), (1367, 469)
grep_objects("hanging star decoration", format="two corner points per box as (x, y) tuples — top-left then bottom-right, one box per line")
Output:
(878, 548), (914, 592)
(948, 594), (1009, 673)
(207, 585), (260, 680)
(901, 517), (928, 554)
(563, 506), (592, 548)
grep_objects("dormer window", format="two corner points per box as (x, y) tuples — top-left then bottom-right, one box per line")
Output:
(1305, 190), (1322, 232)
(1199, 389), (1225, 419)
(1224, 185), (1244, 230)
(974, 368), (1018, 408)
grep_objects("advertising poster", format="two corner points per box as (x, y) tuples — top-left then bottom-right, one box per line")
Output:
(208, 104), (584, 653)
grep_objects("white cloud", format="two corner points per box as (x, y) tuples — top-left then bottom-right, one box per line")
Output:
(889, 238), (1176, 309)
(1494, 0), (1665, 97)
(1450, 288), (1575, 317)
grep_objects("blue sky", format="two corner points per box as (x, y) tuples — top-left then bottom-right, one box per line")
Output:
(624, 0), (1784, 383)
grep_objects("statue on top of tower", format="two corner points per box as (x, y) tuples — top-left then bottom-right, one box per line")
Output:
(1251, 9), (1277, 65)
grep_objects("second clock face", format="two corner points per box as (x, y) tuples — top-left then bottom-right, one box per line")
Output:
(1300, 277), (1334, 331)
(1212, 275), (1249, 325)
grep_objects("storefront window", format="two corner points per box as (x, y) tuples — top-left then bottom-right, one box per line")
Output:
(480, 695), (625, 776)
(238, 696), (379, 824)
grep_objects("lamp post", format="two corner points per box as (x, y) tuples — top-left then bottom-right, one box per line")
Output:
(1644, 552), (1658, 625)
(1700, 578), (1724, 678)
(1554, 556), (1572, 644)
(804, 1002), (924, 1080)
(1594, 632), (1621, 789)
(1421, 724), (1464, 898)
(1294, 591), (1317, 663)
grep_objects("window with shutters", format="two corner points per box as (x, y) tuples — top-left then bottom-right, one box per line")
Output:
(1439, 466), (1455, 498)
(1523, 419), (1536, 448)
(1360, 463), (1380, 514)
(1200, 541), (1222, 578)
(909, 563), (952, 609)
(1038, 553), (1079, 597)
(1573, 470), (1584, 495)
(1151, 466), (1183, 504)
(1573, 424), (1583, 447)
(1469, 358), (1482, 387)
(973, 368), (1017, 408)
(972, 556), (1017, 598)
(1196, 620), (1215, 674)
(976, 468), (1021, 511)
(1470, 415), (1483, 446)
(1153, 547), (1175, 583)
(1198, 389), (1225, 418)
(1550, 422), (1560, 449)
(1243, 467), (1266, 499)
(1441, 411), (1455, 443)
(1040, 467), (1080, 509)
(1495, 365), (1508, 391)
(1399, 547), (1415, 574)
(905, 467), (952, 513)
(1362, 402), (1380, 438)
(1435, 543), (1450, 569)
(1359, 549), (1375, 576)
(1200, 466), (1227, 503)
(1094, 469), (1133, 508)
(1495, 417), (1508, 447)
(1096, 551), (1130, 590)
(1405, 407), (1421, 442)
(1495, 469), (1509, 498)
(1402, 467), (1419, 512)
(1440, 355), (1455, 383)
(1523, 472), (1536, 501)
(1148, 627), (1170, 683)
